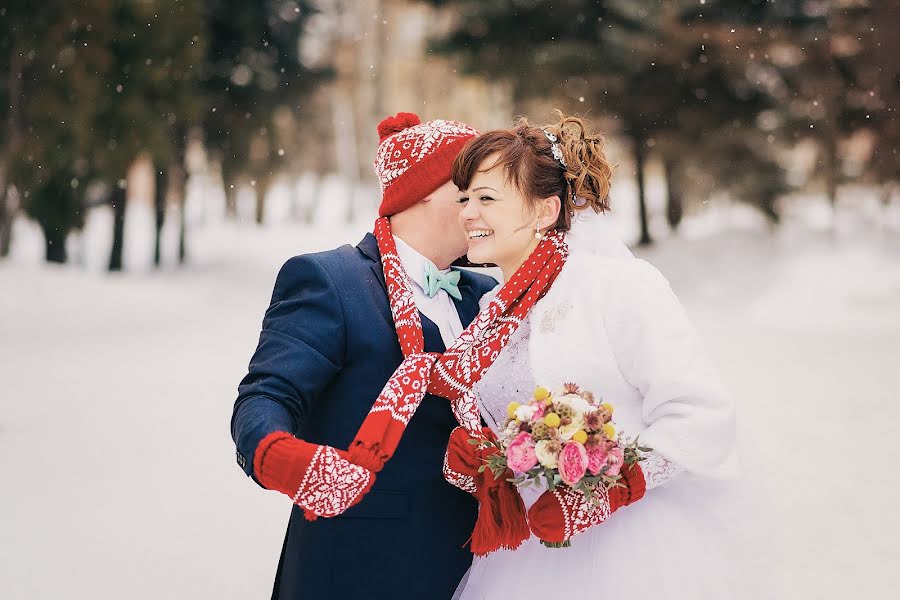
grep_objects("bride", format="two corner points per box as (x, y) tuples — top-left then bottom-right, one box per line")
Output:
(445, 113), (766, 599)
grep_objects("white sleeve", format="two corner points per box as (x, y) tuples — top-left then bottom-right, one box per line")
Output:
(605, 259), (737, 482)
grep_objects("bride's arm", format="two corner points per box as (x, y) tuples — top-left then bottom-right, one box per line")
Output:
(604, 259), (737, 486)
(525, 257), (737, 545)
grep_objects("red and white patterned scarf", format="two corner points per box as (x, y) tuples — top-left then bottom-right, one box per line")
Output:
(342, 217), (568, 554)
(348, 217), (568, 466)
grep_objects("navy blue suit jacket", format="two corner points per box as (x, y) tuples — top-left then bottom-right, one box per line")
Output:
(231, 233), (497, 600)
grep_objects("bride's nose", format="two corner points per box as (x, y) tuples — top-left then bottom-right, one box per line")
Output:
(459, 200), (479, 222)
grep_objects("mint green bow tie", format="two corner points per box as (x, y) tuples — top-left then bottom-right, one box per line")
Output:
(423, 262), (462, 300)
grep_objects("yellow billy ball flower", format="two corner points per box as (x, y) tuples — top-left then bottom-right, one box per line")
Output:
(602, 423), (616, 439)
(571, 430), (588, 444)
(533, 386), (551, 402)
(507, 401), (522, 419)
(600, 402), (614, 414)
(543, 412), (561, 428)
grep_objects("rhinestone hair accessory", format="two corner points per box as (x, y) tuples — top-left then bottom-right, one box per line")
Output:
(542, 128), (578, 207)
(542, 129), (567, 169)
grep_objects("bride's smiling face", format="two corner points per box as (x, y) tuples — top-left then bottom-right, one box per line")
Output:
(457, 153), (558, 277)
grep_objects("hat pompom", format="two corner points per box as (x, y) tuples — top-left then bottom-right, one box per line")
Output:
(378, 112), (421, 141)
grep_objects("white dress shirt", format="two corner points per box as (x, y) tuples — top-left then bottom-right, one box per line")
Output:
(392, 235), (464, 348)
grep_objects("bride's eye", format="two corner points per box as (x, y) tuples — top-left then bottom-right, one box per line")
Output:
(479, 195), (496, 202)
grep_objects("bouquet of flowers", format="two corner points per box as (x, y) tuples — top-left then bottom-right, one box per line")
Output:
(477, 383), (651, 518)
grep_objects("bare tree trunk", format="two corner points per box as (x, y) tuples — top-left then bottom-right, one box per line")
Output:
(633, 134), (653, 246)
(254, 175), (270, 225)
(172, 129), (189, 265)
(663, 157), (683, 232)
(178, 190), (187, 265)
(0, 179), (12, 258)
(153, 168), (167, 267)
(869, 1), (899, 190)
(332, 88), (360, 223)
(224, 173), (238, 219)
(42, 223), (67, 264)
(356, 0), (382, 182)
(108, 186), (127, 272)
(373, 0), (386, 127)
(331, 16), (362, 224)
(881, 182), (896, 209)
(759, 191), (781, 226)
(2, 46), (25, 258)
(824, 128), (839, 210)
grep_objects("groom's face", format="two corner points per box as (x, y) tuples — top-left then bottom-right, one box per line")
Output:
(425, 179), (469, 259)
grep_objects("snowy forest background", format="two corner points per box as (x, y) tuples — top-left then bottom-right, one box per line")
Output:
(1, 1), (898, 599)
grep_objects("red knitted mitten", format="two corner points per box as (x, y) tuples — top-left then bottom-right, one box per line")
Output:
(254, 431), (376, 520)
(528, 462), (647, 545)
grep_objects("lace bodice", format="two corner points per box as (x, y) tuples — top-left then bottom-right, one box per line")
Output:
(474, 315), (536, 431)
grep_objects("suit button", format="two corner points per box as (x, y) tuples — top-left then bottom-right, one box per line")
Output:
(236, 451), (247, 468)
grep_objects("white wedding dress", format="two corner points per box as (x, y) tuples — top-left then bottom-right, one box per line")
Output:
(454, 214), (771, 600)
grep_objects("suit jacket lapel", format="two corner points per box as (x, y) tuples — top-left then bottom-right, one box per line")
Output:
(357, 232), (386, 292)
(453, 269), (485, 328)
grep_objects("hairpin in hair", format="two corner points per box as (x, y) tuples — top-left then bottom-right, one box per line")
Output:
(542, 129), (567, 169)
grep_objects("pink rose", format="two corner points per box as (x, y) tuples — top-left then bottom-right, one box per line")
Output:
(586, 445), (609, 476)
(558, 441), (588, 486)
(506, 431), (538, 473)
(605, 446), (625, 477)
(532, 402), (546, 422)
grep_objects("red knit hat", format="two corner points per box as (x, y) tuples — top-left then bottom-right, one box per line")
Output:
(373, 112), (479, 216)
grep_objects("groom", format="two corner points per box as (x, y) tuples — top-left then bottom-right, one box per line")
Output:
(231, 113), (496, 599)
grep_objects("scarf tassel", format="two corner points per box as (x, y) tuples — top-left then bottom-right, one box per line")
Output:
(469, 468), (530, 556)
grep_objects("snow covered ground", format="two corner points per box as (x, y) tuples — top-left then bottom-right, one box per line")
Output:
(1, 197), (899, 599)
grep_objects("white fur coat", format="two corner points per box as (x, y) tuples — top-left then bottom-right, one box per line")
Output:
(478, 246), (738, 480)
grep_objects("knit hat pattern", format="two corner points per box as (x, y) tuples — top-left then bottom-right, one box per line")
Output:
(374, 112), (479, 216)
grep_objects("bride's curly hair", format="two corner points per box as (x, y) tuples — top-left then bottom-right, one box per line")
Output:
(452, 110), (614, 231)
